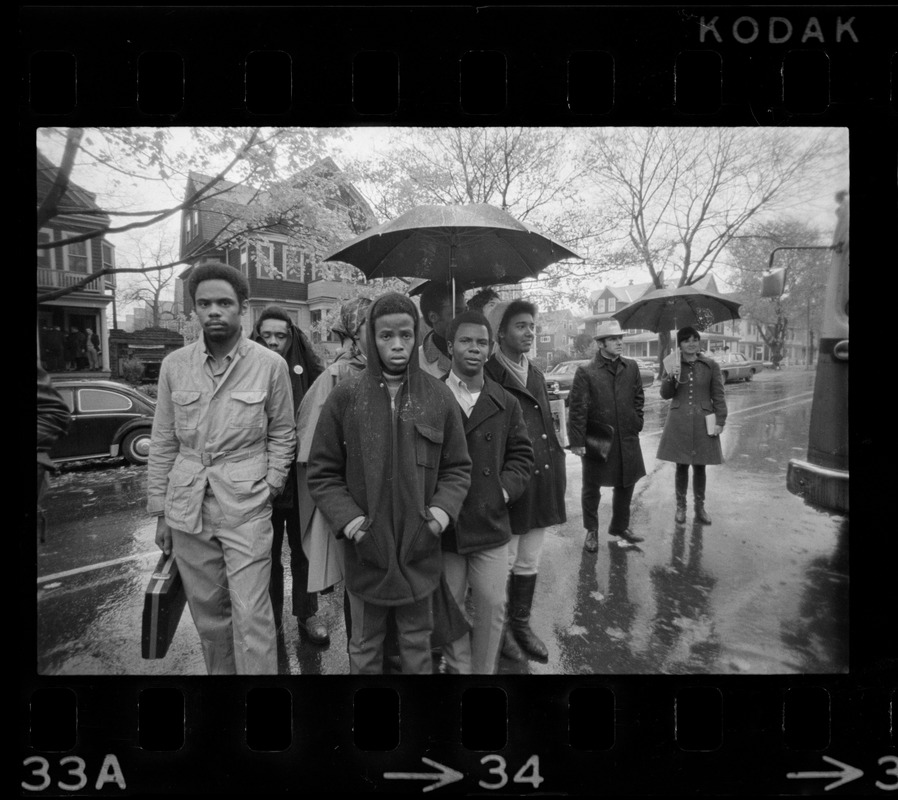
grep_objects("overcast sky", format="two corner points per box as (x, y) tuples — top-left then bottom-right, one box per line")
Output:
(38, 126), (849, 313)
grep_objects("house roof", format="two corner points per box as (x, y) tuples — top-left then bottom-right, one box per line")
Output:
(589, 280), (656, 304)
(37, 149), (110, 225)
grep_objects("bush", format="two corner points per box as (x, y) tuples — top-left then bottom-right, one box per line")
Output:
(120, 356), (146, 385)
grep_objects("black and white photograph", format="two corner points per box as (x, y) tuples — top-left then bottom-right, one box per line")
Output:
(36, 124), (850, 677)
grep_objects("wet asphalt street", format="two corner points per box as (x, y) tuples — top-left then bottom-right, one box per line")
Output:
(35, 367), (847, 676)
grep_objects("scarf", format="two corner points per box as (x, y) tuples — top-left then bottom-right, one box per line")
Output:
(495, 347), (529, 388)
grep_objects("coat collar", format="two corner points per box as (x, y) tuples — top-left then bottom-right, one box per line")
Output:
(464, 375), (506, 433)
(486, 355), (538, 404)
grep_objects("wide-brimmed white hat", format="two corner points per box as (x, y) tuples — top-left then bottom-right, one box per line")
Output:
(593, 319), (624, 340)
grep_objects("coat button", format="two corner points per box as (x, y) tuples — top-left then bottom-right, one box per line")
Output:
(534, 469), (540, 475)
(482, 468), (491, 476)
(534, 404), (539, 409)
(541, 433), (547, 439)
(485, 432), (493, 441)
(544, 464), (550, 470)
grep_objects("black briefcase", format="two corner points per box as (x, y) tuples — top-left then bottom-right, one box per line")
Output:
(141, 552), (187, 659)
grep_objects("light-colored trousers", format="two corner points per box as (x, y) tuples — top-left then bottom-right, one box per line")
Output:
(171, 494), (277, 675)
(442, 543), (510, 674)
(507, 527), (547, 576)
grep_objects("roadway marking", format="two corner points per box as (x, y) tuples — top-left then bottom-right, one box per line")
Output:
(642, 391), (813, 437)
(38, 550), (159, 585)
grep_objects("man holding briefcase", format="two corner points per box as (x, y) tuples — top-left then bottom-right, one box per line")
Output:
(567, 320), (646, 554)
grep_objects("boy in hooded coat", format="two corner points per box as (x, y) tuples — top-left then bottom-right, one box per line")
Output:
(307, 292), (472, 674)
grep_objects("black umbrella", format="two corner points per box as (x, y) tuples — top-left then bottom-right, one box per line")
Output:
(611, 284), (742, 333)
(612, 284), (742, 372)
(322, 203), (581, 303)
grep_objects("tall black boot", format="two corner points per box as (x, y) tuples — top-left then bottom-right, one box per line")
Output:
(675, 493), (687, 525)
(500, 578), (525, 662)
(693, 466), (711, 524)
(508, 574), (548, 661)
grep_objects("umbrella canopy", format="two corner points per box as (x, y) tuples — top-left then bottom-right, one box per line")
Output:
(322, 203), (581, 292)
(611, 284), (742, 333)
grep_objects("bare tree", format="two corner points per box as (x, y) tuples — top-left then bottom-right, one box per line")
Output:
(116, 232), (180, 328)
(351, 127), (618, 308)
(725, 217), (833, 366)
(585, 126), (845, 360)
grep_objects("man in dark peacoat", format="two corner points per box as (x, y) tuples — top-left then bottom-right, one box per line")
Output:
(568, 319), (647, 553)
(483, 300), (566, 662)
(441, 311), (534, 674)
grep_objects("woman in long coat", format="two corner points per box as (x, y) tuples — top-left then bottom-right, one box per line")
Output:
(656, 326), (727, 524)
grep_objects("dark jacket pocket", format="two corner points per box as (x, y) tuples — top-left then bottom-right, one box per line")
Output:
(415, 422), (444, 468)
(406, 516), (440, 563)
(354, 521), (388, 570)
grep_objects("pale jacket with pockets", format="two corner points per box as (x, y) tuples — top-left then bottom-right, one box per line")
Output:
(147, 336), (296, 534)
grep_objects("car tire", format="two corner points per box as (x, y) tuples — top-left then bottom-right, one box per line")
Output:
(746, 369), (755, 381)
(121, 429), (152, 465)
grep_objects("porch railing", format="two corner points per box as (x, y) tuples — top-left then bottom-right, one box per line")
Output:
(37, 268), (106, 294)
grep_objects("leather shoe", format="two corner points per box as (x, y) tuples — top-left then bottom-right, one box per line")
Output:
(298, 615), (330, 646)
(584, 529), (599, 553)
(614, 529), (644, 544)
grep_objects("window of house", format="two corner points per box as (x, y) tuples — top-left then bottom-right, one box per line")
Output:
(607, 298), (616, 312)
(540, 335), (552, 343)
(38, 230), (53, 269)
(595, 299), (606, 313)
(101, 241), (115, 270)
(64, 235), (89, 273)
(240, 245), (248, 276)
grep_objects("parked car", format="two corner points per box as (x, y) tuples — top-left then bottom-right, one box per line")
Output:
(707, 352), (765, 383)
(49, 379), (156, 465)
(545, 358), (654, 403)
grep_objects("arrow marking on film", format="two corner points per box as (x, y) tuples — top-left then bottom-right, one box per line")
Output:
(384, 757), (464, 793)
(787, 755), (864, 791)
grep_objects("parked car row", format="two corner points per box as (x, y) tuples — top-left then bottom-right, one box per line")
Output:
(49, 379), (156, 466)
(545, 358), (654, 403)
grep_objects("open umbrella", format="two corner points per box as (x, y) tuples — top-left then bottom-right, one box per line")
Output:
(611, 284), (742, 372)
(611, 284), (741, 333)
(322, 203), (581, 303)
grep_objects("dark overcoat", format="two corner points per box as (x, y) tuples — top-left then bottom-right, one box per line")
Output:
(442, 375), (534, 555)
(567, 354), (647, 487)
(307, 296), (472, 607)
(484, 355), (567, 533)
(252, 318), (323, 509)
(656, 354), (727, 465)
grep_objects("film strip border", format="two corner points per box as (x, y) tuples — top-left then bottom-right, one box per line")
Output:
(20, 4), (897, 795)
(19, 7), (898, 123)
(21, 678), (897, 793)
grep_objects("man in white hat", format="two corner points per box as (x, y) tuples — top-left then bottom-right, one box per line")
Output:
(567, 319), (647, 553)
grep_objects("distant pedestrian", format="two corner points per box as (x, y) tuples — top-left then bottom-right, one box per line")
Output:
(86, 328), (100, 370)
(656, 326), (727, 525)
(484, 300), (566, 663)
(567, 319), (647, 552)
(46, 326), (65, 372)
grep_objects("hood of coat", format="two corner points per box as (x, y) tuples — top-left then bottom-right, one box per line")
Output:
(252, 316), (323, 412)
(364, 292), (422, 381)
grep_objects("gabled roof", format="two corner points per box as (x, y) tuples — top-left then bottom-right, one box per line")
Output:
(37, 149), (110, 225)
(589, 280), (656, 305)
